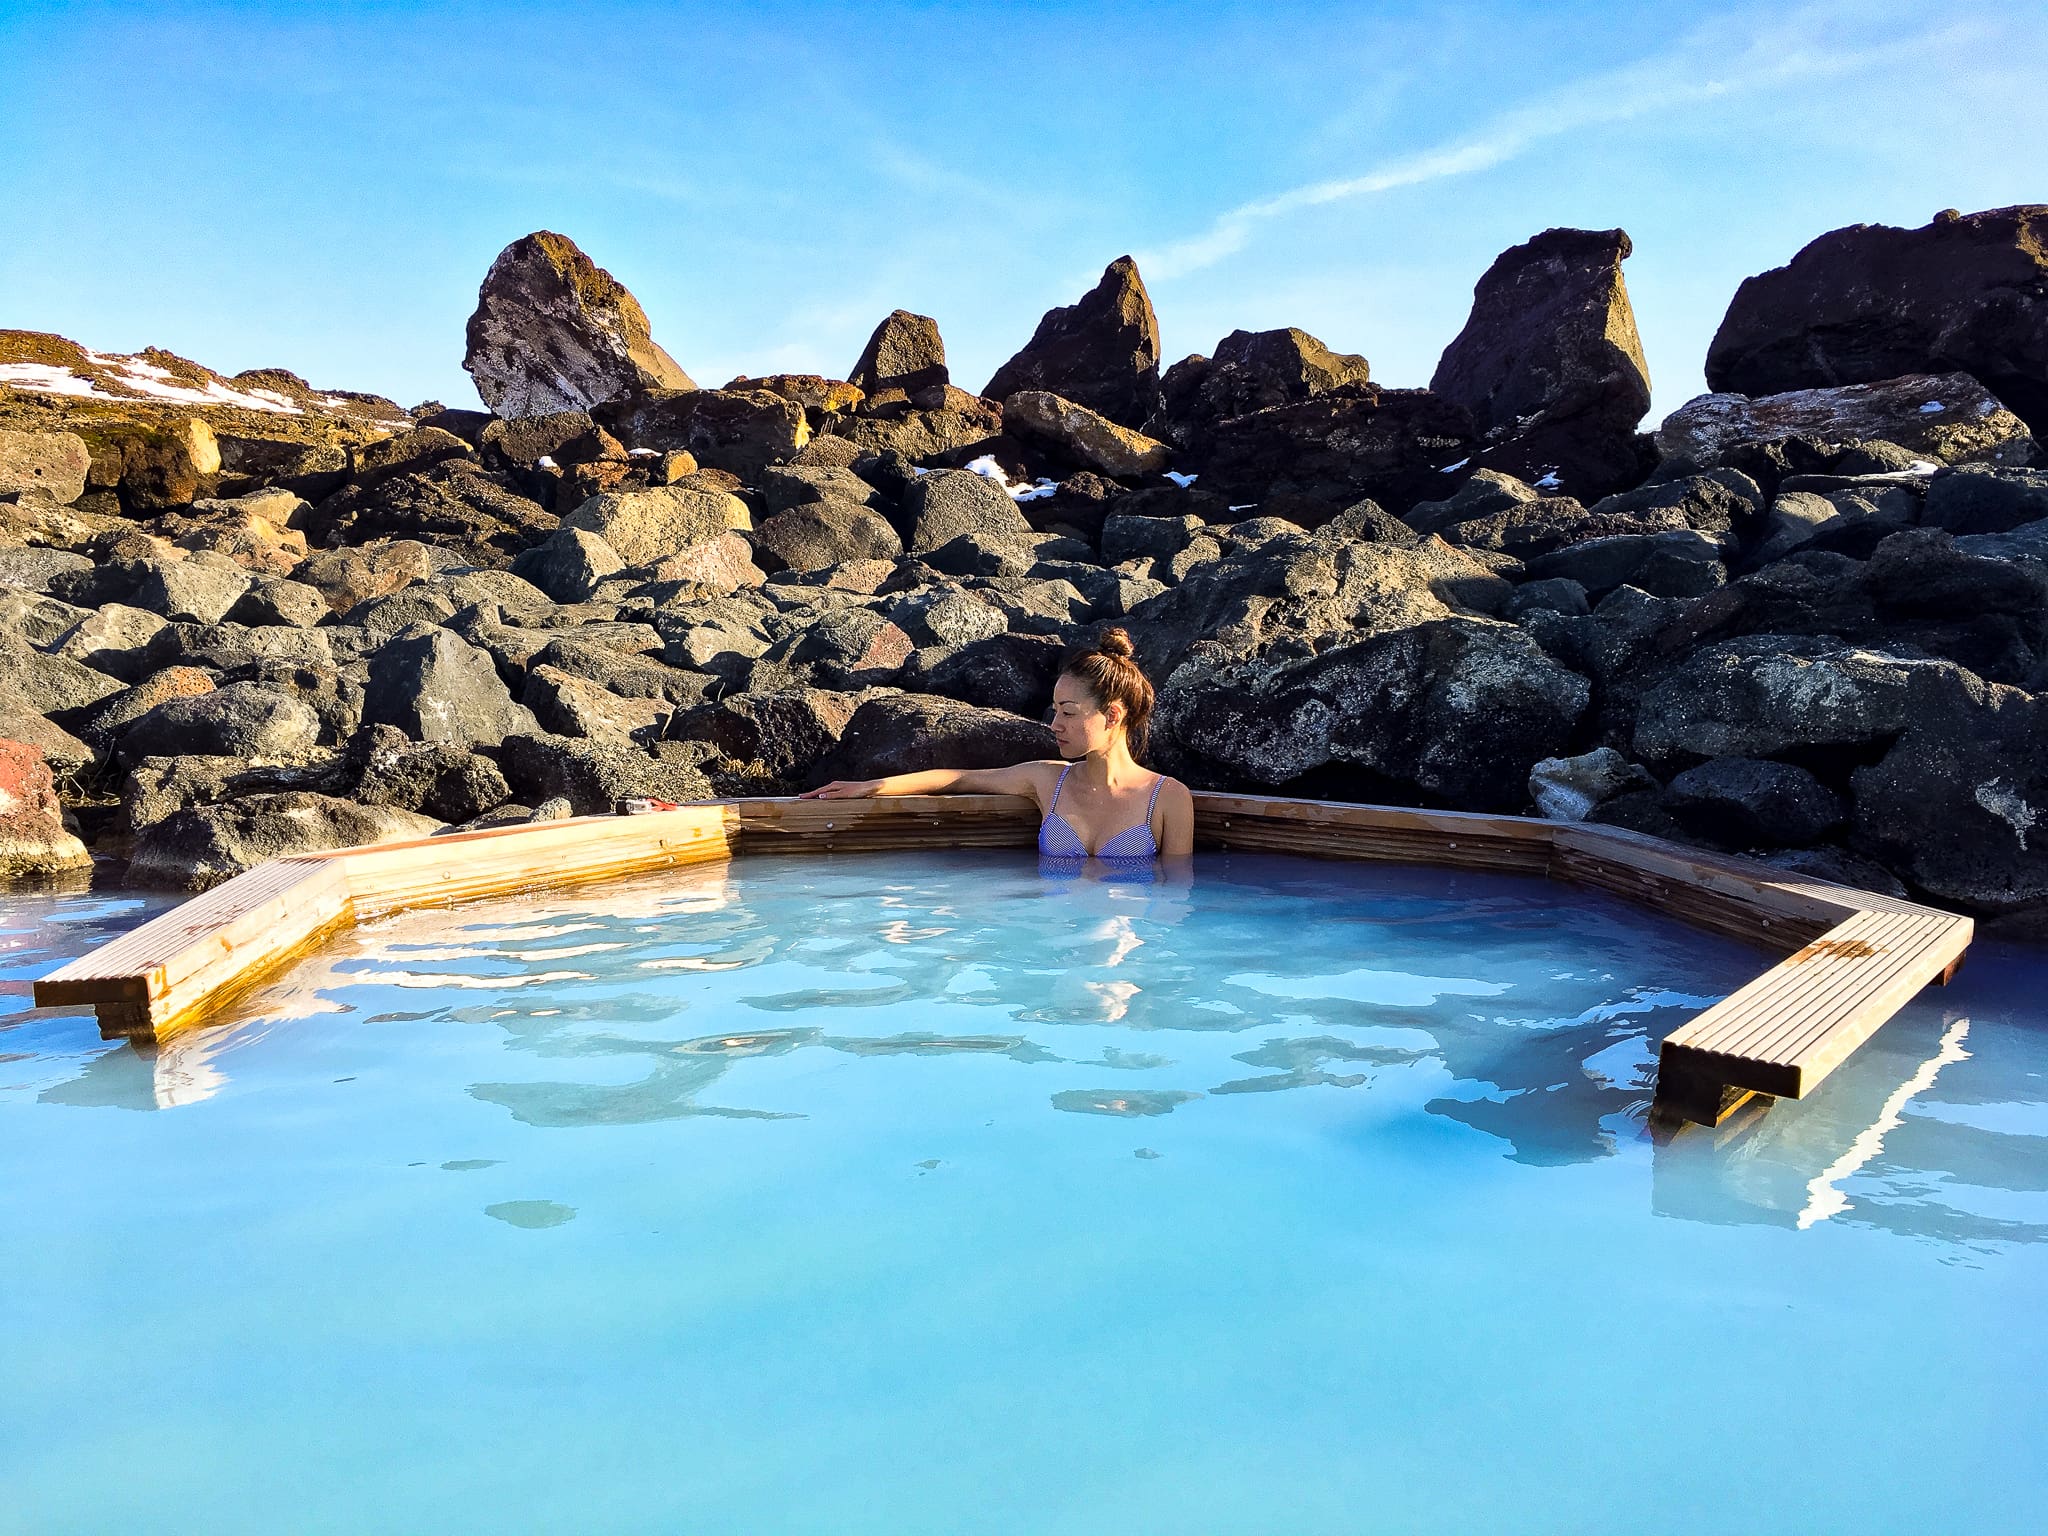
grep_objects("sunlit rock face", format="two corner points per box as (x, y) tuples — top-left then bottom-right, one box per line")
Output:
(463, 231), (693, 419)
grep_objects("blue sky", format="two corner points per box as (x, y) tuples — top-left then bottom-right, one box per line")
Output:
(3, 0), (2042, 421)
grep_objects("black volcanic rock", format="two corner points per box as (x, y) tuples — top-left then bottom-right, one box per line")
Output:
(1706, 205), (2048, 435)
(1431, 227), (1652, 502)
(1150, 327), (1371, 451)
(983, 257), (1162, 428)
(849, 310), (949, 398)
(1197, 388), (1475, 516)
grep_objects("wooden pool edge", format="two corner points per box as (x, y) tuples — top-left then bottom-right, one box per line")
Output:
(32, 793), (1973, 1129)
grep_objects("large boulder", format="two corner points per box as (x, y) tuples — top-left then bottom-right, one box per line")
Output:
(521, 664), (669, 741)
(821, 391), (1005, 463)
(1656, 373), (2034, 469)
(499, 733), (714, 815)
(982, 256), (1162, 428)
(594, 388), (808, 478)
(849, 310), (949, 397)
(1003, 390), (1171, 479)
(1119, 518), (1512, 680)
(665, 688), (859, 783)
(1196, 388), (1475, 519)
(1664, 756), (1846, 848)
(300, 462), (556, 565)
(114, 682), (322, 766)
(1705, 205), (2048, 435)
(132, 554), (254, 624)
(509, 527), (624, 603)
(1631, 635), (1987, 764)
(0, 428), (91, 504)
(1430, 227), (1652, 501)
(905, 468), (1034, 553)
(128, 793), (443, 892)
(347, 728), (510, 824)
(805, 693), (1055, 785)
(1151, 327), (1371, 452)
(1850, 695), (2048, 912)
(559, 484), (747, 564)
(1159, 617), (1588, 810)
(296, 539), (434, 614)
(362, 628), (540, 748)
(0, 739), (91, 881)
(1918, 465), (2048, 536)
(462, 231), (692, 418)
(753, 502), (902, 572)
(0, 633), (123, 716)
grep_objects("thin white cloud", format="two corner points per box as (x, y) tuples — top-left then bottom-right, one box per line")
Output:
(1140, 7), (1978, 280)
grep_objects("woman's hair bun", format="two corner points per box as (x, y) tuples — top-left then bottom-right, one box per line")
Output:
(1096, 626), (1134, 659)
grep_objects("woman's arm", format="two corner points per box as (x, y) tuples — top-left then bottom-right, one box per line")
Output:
(1154, 777), (1196, 857)
(800, 762), (1057, 801)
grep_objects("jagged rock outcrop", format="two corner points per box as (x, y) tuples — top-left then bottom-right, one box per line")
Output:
(463, 232), (692, 418)
(1706, 205), (2048, 435)
(850, 311), (949, 399)
(1431, 227), (1652, 501)
(983, 257), (1162, 428)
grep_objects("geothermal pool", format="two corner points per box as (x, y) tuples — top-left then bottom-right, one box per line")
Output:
(3, 851), (2044, 1533)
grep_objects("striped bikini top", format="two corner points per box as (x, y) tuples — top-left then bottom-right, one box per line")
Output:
(1037, 765), (1164, 859)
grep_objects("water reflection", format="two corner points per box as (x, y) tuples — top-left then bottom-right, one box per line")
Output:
(8, 856), (2047, 1250)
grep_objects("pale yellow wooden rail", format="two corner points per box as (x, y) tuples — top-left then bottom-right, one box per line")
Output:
(33, 793), (1973, 1128)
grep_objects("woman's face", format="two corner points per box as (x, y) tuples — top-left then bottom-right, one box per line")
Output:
(1049, 673), (1122, 759)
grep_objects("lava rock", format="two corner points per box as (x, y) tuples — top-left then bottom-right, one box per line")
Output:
(1632, 635), (1987, 764)
(1431, 227), (1652, 501)
(1003, 390), (1171, 479)
(664, 689), (859, 783)
(1527, 746), (1655, 820)
(1921, 465), (2048, 535)
(0, 428), (91, 504)
(849, 310), (949, 397)
(1705, 205), (2048, 436)
(347, 728), (511, 824)
(753, 502), (903, 573)
(1197, 388), (1475, 517)
(1657, 373), (2033, 469)
(463, 230), (693, 418)
(983, 256), (1162, 428)
(1664, 756), (1846, 847)
(115, 681), (322, 766)
(595, 388), (809, 479)
(362, 627), (540, 748)
(1158, 617), (1589, 811)
(1150, 327), (1372, 451)
(805, 693), (1056, 786)
(499, 733), (715, 816)
(128, 793), (443, 892)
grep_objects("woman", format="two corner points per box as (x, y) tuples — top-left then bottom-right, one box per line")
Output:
(800, 627), (1195, 859)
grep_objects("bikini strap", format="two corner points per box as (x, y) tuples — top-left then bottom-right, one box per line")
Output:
(1145, 775), (1165, 816)
(1048, 762), (1072, 813)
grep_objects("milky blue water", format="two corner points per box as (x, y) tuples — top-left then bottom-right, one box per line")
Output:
(3, 851), (2045, 1535)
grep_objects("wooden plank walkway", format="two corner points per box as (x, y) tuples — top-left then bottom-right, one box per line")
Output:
(32, 793), (1973, 1128)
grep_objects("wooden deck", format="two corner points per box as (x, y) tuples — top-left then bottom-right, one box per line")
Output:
(33, 793), (1973, 1128)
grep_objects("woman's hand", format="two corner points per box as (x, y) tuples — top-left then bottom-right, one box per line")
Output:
(798, 779), (884, 800)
